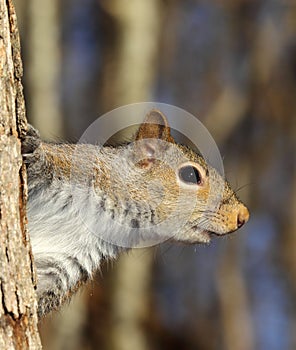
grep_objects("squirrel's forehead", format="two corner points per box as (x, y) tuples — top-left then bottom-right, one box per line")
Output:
(178, 145), (207, 167)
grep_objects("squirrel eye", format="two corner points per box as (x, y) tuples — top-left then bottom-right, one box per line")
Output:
(178, 165), (202, 185)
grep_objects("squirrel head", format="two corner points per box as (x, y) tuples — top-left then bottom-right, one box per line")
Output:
(93, 109), (249, 245)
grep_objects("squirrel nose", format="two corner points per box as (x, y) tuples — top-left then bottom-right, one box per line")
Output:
(237, 205), (249, 228)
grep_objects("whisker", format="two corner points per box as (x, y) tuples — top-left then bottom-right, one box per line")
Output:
(234, 182), (255, 195)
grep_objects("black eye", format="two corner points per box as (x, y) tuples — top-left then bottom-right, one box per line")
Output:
(178, 166), (202, 185)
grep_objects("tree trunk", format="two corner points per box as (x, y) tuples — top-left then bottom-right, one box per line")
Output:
(0, 0), (41, 349)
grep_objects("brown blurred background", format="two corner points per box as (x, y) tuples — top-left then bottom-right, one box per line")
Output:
(14, 0), (296, 349)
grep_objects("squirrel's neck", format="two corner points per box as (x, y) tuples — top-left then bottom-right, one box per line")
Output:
(27, 142), (161, 302)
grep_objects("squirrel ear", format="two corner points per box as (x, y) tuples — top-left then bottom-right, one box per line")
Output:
(134, 109), (175, 169)
(135, 109), (175, 143)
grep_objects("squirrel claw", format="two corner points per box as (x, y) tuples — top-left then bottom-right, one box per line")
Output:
(21, 124), (41, 155)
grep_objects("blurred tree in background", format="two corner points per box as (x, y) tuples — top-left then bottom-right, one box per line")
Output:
(14, 0), (296, 349)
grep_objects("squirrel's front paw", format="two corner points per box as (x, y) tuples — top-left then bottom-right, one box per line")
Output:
(21, 124), (42, 159)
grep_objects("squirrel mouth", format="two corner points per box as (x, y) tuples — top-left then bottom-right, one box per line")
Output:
(198, 228), (237, 239)
(192, 222), (238, 236)
(192, 225), (232, 242)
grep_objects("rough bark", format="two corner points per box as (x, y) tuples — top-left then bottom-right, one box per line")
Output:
(0, 0), (41, 349)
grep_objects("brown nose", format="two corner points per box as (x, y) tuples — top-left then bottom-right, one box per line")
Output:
(237, 205), (250, 228)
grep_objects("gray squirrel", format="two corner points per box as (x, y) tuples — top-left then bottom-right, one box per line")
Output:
(21, 109), (249, 318)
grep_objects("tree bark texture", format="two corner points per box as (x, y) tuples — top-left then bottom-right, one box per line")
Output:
(0, 0), (41, 349)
